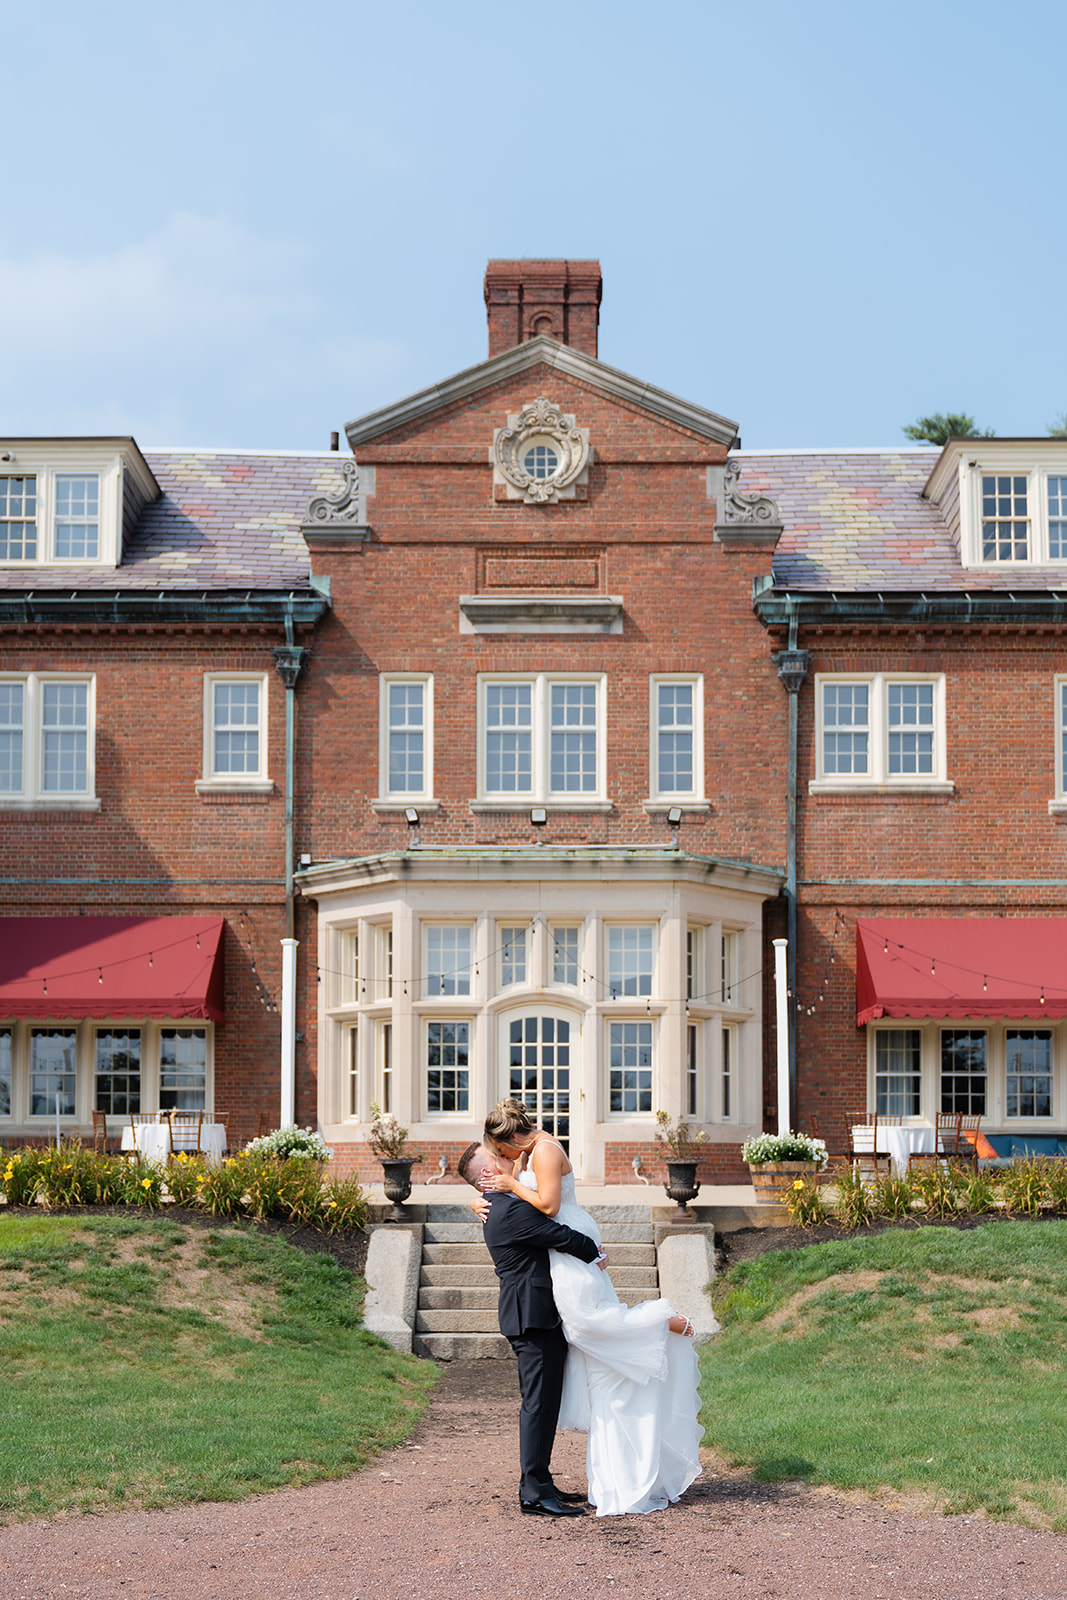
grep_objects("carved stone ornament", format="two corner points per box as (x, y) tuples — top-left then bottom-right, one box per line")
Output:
(492, 398), (592, 504)
(720, 460), (781, 527)
(306, 460), (362, 524)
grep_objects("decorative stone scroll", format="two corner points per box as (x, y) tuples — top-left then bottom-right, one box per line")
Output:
(720, 460), (781, 527)
(306, 460), (362, 524)
(491, 398), (592, 504)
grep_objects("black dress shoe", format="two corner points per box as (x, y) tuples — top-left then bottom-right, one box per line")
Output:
(519, 1496), (587, 1517)
(549, 1487), (588, 1504)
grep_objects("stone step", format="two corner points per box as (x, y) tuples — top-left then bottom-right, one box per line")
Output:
(422, 1243), (494, 1265)
(423, 1222), (486, 1244)
(597, 1224), (655, 1243)
(420, 1264), (498, 1288)
(414, 1331), (513, 1361)
(419, 1286), (499, 1311)
(417, 1308), (506, 1333)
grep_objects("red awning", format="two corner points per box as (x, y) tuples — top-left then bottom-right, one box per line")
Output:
(0, 917), (225, 1022)
(856, 917), (1067, 1025)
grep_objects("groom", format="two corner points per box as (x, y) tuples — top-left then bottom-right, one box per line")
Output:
(457, 1141), (603, 1518)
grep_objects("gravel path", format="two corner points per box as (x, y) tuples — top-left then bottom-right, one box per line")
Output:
(2, 1360), (1065, 1600)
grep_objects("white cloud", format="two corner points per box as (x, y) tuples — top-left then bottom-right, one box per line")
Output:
(0, 214), (407, 444)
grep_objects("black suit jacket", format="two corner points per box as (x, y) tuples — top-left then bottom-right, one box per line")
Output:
(482, 1191), (600, 1339)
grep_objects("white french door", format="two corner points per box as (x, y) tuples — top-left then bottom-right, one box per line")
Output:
(499, 1008), (581, 1171)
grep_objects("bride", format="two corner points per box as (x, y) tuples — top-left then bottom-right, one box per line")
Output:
(473, 1099), (703, 1517)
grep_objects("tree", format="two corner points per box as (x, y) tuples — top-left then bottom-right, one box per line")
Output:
(902, 413), (996, 446)
(1048, 413), (1067, 438)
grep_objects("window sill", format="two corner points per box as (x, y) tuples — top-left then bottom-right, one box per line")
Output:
(642, 799), (710, 814)
(468, 799), (613, 813)
(0, 796), (101, 812)
(1048, 800), (1067, 816)
(370, 799), (441, 813)
(195, 779), (275, 796)
(808, 780), (955, 797)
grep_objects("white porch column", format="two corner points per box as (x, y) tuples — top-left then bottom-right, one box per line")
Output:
(773, 937), (790, 1135)
(280, 937), (298, 1127)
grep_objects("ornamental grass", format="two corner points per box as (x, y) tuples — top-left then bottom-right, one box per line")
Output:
(0, 1146), (367, 1234)
(787, 1154), (1067, 1230)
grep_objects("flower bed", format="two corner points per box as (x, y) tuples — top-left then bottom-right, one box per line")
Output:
(0, 1144), (367, 1233)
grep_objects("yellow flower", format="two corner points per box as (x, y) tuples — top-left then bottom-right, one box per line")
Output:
(140, 1177), (153, 1190)
(793, 1180), (805, 1189)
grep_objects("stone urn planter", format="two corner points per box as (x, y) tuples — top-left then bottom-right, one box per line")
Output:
(379, 1157), (417, 1222)
(663, 1158), (701, 1222)
(748, 1160), (818, 1205)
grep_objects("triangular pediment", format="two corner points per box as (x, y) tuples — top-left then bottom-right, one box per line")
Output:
(344, 336), (737, 450)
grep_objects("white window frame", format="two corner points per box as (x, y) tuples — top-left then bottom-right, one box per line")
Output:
(605, 1017), (655, 1118)
(0, 672), (97, 810)
(0, 448), (129, 569)
(474, 672), (608, 809)
(550, 924), (581, 988)
(424, 923), (475, 998)
(424, 1017), (472, 1119)
(375, 673), (435, 808)
(647, 674), (706, 807)
(1051, 676), (1067, 814)
(198, 673), (271, 793)
(605, 924), (656, 1000)
(960, 456), (1067, 568)
(812, 673), (950, 793)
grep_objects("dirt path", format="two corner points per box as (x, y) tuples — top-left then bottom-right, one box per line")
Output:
(2, 1360), (1064, 1600)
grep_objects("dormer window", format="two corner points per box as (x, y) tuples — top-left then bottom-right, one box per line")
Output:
(0, 477), (37, 560)
(0, 440), (158, 571)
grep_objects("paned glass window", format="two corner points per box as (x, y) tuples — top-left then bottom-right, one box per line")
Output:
(1006, 1029), (1052, 1118)
(1049, 477), (1067, 560)
(0, 681), (24, 793)
(480, 676), (603, 802)
(30, 1028), (77, 1116)
(212, 681), (261, 775)
(551, 926), (580, 986)
(342, 931), (359, 1004)
(549, 683), (597, 793)
(940, 1029), (987, 1116)
(387, 680), (425, 793)
(508, 1015), (570, 1150)
(887, 683), (934, 776)
(426, 926), (472, 996)
(0, 1027), (11, 1116)
(159, 1028), (207, 1111)
(721, 1024), (734, 1120)
(981, 474), (1029, 561)
(0, 476), (36, 559)
(346, 1024), (358, 1118)
(378, 1021), (392, 1114)
(822, 683), (869, 775)
(686, 1023), (698, 1117)
(721, 930), (739, 1005)
(426, 1021), (469, 1113)
(486, 683), (533, 794)
(54, 475), (99, 560)
(42, 681), (88, 793)
(817, 676), (944, 786)
(875, 1028), (922, 1118)
(524, 444), (558, 479)
(607, 926), (654, 998)
(608, 1021), (653, 1113)
(656, 682), (694, 793)
(94, 1028), (141, 1115)
(500, 926), (526, 986)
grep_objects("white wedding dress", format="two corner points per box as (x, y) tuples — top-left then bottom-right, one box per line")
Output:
(517, 1156), (703, 1516)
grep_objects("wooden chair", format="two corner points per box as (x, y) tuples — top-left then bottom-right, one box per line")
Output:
(91, 1109), (108, 1154)
(908, 1111), (961, 1175)
(954, 1113), (983, 1171)
(848, 1114), (891, 1181)
(166, 1110), (204, 1157)
(123, 1111), (159, 1161)
(256, 1112), (272, 1138)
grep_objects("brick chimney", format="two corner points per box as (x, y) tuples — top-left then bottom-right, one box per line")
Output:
(484, 259), (602, 359)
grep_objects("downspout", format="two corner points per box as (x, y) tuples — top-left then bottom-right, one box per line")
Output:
(273, 615), (307, 1129)
(773, 614), (810, 1130)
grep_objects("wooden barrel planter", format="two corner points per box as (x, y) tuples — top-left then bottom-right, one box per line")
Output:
(748, 1160), (818, 1204)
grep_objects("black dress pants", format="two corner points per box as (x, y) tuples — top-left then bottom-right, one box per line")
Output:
(509, 1323), (568, 1503)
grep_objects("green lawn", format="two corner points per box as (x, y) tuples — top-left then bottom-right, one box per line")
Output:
(0, 1213), (436, 1521)
(699, 1220), (1067, 1531)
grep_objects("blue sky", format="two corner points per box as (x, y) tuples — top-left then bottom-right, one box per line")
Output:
(4, 0), (1064, 451)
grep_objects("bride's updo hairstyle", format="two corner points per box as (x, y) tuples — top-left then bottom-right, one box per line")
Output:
(484, 1098), (535, 1151)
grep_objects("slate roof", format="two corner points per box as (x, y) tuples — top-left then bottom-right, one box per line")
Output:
(740, 448), (1067, 594)
(0, 451), (341, 592)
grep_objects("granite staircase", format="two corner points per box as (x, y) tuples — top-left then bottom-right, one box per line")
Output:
(413, 1202), (660, 1360)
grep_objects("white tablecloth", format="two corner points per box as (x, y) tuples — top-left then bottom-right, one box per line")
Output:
(852, 1124), (936, 1178)
(119, 1121), (227, 1166)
